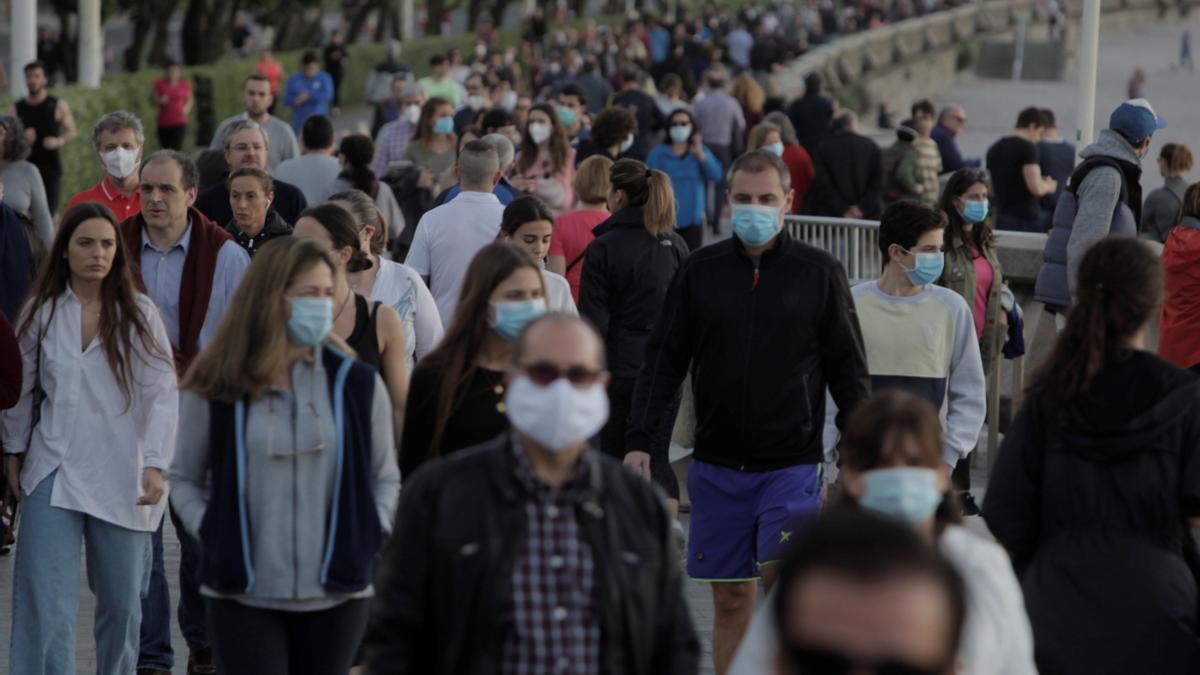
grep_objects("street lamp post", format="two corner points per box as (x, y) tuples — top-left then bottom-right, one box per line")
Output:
(78, 0), (103, 88)
(1076, 0), (1101, 145)
(9, 0), (36, 97)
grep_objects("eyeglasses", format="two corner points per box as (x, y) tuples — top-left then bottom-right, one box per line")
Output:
(520, 361), (604, 387)
(784, 645), (942, 675)
(232, 143), (266, 152)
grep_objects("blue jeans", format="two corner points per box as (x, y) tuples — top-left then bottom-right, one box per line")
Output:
(10, 471), (151, 675)
(137, 505), (209, 668)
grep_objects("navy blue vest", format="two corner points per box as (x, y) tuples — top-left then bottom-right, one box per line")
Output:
(198, 346), (383, 595)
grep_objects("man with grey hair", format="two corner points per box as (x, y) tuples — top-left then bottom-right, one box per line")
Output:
(372, 80), (426, 176)
(65, 110), (145, 221)
(193, 118), (307, 226)
(431, 132), (519, 207)
(406, 139), (504, 325)
(209, 73), (300, 169)
(932, 104), (967, 173)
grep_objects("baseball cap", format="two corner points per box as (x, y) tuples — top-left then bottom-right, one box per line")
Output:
(1109, 99), (1167, 142)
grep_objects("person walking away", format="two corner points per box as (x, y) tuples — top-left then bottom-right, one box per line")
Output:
(1035, 109), (1075, 231)
(932, 105), (967, 173)
(936, 169), (1004, 516)
(809, 111), (882, 219)
(909, 100), (943, 206)
(986, 108), (1056, 232)
(2, 203), (178, 675)
(510, 103), (577, 215)
(273, 114), (342, 204)
(883, 125), (925, 204)
(323, 30), (349, 112)
(574, 107), (638, 167)
(1035, 99), (1163, 315)
(692, 67), (745, 228)
(15, 60), (78, 214)
(365, 314), (700, 673)
(210, 73), (299, 170)
(985, 237), (1200, 673)
(647, 109), (723, 251)
(786, 72), (834, 157)
(399, 242), (546, 476)
(284, 52), (335, 136)
(498, 195), (577, 314)
(224, 167), (291, 257)
(1141, 143), (1193, 242)
(748, 119), (815, 215)
(170, 236), (400, 674)
(548, 155), (612, 303)
(66, 111), (144, 222)
(611, 67), (666, 161)
(329, 134), (404, 238)
(0, 198), (36, 321)
(629, 150), (870, 674)
(1157, 183), (1200, 371)
(0, 116), (53, 249)
(152, 61), (192, 151)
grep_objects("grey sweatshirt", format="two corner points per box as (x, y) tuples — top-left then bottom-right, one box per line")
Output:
(1, 160), (53, 247)
(1066, 128), (1142, 301)
(169, 355), (400, 610)
(1141, 175), (1187, 243)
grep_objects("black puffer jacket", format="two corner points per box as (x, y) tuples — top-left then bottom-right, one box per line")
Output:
(364, 433), (700, 675)
(578, 207), (689, 380)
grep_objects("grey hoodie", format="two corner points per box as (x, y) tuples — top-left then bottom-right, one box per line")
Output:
(1065, 129), (1142, 299)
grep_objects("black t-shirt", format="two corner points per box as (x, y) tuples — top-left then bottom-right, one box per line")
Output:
(987, 136), (1041, 221)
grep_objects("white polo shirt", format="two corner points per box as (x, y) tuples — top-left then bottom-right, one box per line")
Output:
(405, 190), (506, 327)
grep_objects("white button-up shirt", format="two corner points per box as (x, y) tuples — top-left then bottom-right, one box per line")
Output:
(1, 290), (179, 532)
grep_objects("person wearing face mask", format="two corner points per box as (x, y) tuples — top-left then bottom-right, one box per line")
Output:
(224, 167), (292, 257)
(399, 243), (547, 477)
(366, 313), (700, 673)
(823, 201), (986, 515)
(556, 83), (591, 145)
(647, 109), (722, 252)
(372, 81), (425, 173)
(629, 150), (870, 675)
(498, 195), (577, 315)
(511, 103), (576, 215)
(936, 169), (1004, 515)
(574, 106), (638, 167)
(402, 97), (459, 198)
(750, 118), (815, 216)
(67, 111), (145, 222)
(453, 73), (489, 135)
(729, 391), (1035, 675)
(169, 236), (399, 674)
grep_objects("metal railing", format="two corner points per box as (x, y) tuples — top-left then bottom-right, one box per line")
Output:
(784, 215), (883, 282)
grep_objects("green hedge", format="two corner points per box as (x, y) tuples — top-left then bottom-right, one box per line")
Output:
(2, 15), (621, 212)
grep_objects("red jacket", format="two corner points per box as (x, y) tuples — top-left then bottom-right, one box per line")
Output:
(1159, 218), (1200, 368)
(782, 144), (815, 214)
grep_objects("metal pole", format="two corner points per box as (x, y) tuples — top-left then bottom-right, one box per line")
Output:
(526, 0), (537, 16)
(78, 0), (103, 88)
(1076, 0), (1101, 144)
(1012, 14), (1028, 82)
(625, 0), (634, 17)
(401, 0), (414, 40)
(10, 0), (36, 97)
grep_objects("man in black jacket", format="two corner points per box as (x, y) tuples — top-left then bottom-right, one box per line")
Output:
(627, 149), (870, 674)
(365, 314), (699, 675)
(193, 119), (307, 226)
(808, 111), (883, 219)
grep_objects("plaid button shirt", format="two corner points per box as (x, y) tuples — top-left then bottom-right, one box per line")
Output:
(501, 438), (602, 675)
(372, 119), (416, 178)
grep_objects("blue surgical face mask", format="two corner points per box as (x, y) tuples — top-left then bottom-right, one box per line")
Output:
(899, 249), (944, 286)
(491, 298), (547, 341)
(620, 133), (635, 153)
(557, 106), (578, 128)
(860, 467), (943, 525)
(960, 199), (989, 224)
(286, 297), (333, 347)
(433, 115), (455, 135)
(764, 142), (785, 157)
(731, 204), (781, 248)
(669, 125), (692, 144)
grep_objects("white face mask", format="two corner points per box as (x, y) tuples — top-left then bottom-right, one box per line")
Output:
(102, 147), (140, 180)
(504, 375), (609, 452)
(527, 122), (552, 144)
(467, 94), (487, 111)
(501, 91), (519, 112)
(403, 104), (422, 125)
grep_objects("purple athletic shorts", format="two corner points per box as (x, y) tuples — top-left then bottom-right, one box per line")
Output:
(686, 459), (823, 581)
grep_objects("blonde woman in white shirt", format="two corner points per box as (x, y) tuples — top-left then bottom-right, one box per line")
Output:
(496, 195), (578, 316)
(2, 202), (178, 675)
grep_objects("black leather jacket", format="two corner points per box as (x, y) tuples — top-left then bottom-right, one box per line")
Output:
(363, 433), (700, 675)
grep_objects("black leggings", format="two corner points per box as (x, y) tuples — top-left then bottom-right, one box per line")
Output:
(676, 226), (703, 253)
(207, 598), (369, 675)
(157, 124), (187, 150)
(600, 376), (681, 499)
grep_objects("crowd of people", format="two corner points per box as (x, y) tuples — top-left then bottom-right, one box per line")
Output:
(3, 4), (1200, 675)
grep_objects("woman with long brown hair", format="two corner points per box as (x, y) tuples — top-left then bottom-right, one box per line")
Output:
(403, 96), (458, 196)
(2, 202), (177, 675)
(169, 236), (399, 674)
(730, 72), (766, 134)
(511, 102), (577, 215)
(984, 237), (1200, 673)
(579, 158), (687, 512)
(399, 242), (546, 477)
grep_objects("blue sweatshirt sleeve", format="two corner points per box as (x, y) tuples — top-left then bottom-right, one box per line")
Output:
(700, 146), (723, 183)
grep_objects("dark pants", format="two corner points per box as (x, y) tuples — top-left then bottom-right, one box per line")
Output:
(157, 124), (187, 150)
(676, 225), (703, 252)
(138, 505), (208, 669)
(996, 211), (1042, 233)
(207, 598), (369, 675)
(708, 143), (732, 232)
(952, 453), (972, 492)
(600, 376), (681, 499)
(39, 168), (61, 216)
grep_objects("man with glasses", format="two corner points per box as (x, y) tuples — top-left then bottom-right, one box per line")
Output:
(194, 119), (307, 226)
(932, 105), (967, 174)
(365, 313), (700, 673)
(210, 73), (300, 170)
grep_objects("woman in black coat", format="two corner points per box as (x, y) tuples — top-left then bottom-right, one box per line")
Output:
(983, 237), (1200, 674)
(579, 158), (687, 513)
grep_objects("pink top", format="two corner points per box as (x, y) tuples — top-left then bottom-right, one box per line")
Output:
(971, 248), (994, 341)
(551, 209), (610, 303)
(513, 146), (577, 215)
(153, 78), (191, 127)
(256, 58), (283, 95)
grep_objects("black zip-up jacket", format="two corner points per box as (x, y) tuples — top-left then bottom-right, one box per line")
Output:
(808, 130), (883, 219)
(579, 207), (689, 380)
(363, 434), (700, 674)
(628, 230), (870, 471)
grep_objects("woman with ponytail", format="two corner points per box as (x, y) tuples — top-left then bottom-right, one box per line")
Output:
(579, 158), (688, 514)
(984, 237), (1200, 673)
(332, 134), (405, 245)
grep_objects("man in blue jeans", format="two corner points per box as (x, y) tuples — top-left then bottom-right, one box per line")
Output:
(627, 149), (870, 675)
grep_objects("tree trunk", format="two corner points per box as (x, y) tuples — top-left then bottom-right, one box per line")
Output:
(122, 5), (152, 72)
(490, 0), (513, 28)
(376, 0), (396, 41)
(181, 0), (236, 65)
(467, 0), (485, 30)
(148, 6), (174, 66)
(344, 1), (375, 43)
(426, 0), (446, 35)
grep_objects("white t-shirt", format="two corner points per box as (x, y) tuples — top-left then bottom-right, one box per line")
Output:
(405, 191), (506, 328)
(371, 258), (444, 374)
(542, 269), (578, 316)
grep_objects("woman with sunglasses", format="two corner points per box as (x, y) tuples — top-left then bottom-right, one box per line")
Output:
(729, 390), (1036, 675)
(2, 203), (178, 675)
(497, 195), (577, 315)
(399, 242), (546, 477)
(936, 168), (1004, 516)
(646, 108), (722, 252)
(169, 236), (400, 674)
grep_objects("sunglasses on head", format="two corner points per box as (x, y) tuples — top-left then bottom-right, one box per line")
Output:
(785, 645), (943, 675)
(521, 361), (603, 387)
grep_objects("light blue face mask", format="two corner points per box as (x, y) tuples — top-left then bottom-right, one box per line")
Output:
(899, 249), (944, 286)
(433, 116), (455, 135)
(620, 133), (635, 153)
(558, 106), (578, 128)
(669, 125), (692, 144)
(860, 467), (944, 525)
(764, 142), (785, 157)
(286, 297), (333, 347)
(492, 298), (547, 341)
(731, 204), (780, 247)
(960, 199), (989, 224)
